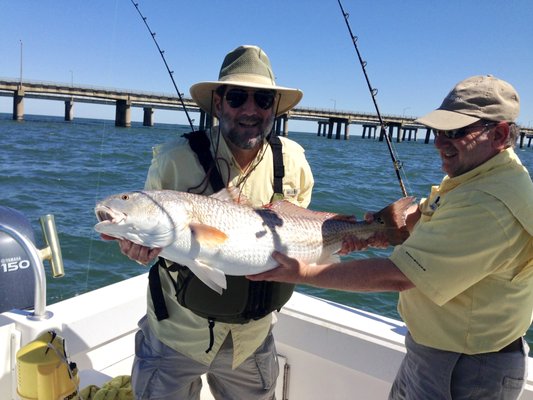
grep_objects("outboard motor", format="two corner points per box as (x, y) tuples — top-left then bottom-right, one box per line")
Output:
(0, 206), (37, 313)
(0, 205), (64, 316)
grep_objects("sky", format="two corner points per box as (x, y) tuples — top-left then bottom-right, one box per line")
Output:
(1, 0), (533, 131)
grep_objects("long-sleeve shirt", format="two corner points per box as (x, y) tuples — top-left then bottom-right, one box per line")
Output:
(144, 130), (314, 368)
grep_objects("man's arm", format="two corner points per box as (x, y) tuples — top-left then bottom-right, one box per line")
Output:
(247, 251), (414, 293)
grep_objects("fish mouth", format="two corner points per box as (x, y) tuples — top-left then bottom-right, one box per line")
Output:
(95, 206), (126, 224)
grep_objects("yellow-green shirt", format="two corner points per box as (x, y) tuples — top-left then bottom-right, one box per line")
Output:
(391, 148), (533, 354)
(144, 130), (314, 368)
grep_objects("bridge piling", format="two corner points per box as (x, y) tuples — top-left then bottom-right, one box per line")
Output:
(344, 122), (350, 140)
(519, 131), (533, 148)
(335, 120), (342, 139)
(64, 99), (74, 121)
(424, 127), (432, 144)
(326, 120), (333, 139)
(12, 88), (24, 121)
(274, 114), (289, 137)
(386, 122), (403, 143)
(115, 99), (131, 128)
(143, 107), (154, 126)
(317, 120), (328, 137)
(402, 126), (418, 141)
(325, 118), (350, 140)
(282, 114), (289, 136)
(362, 124), (377, 139)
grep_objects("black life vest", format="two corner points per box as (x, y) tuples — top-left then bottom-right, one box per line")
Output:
(148, 130), (295, 351)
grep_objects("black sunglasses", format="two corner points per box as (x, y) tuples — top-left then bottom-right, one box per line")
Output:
(432, 122), (497, 139)
(224, 88), (276, 110)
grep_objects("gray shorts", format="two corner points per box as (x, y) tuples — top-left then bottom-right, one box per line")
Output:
(389, 332), (529, 400)
(131, 316), (278, 400)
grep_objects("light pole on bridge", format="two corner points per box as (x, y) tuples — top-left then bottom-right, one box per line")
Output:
(19, 40), (23, 85)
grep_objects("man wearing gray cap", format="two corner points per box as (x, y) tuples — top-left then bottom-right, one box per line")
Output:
(107, 45), (314, 399)
(249, 75), (533, 399)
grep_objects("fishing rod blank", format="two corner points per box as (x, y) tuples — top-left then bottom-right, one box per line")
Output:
(130, 1), (195, 132)
(337, 0), (408, 197)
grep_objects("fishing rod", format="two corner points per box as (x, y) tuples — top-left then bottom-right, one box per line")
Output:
(130, 0), (195, 132)
(336, 0), (409, 197)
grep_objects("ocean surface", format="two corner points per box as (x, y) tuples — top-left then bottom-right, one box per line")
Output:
(2, 114), (533, 350)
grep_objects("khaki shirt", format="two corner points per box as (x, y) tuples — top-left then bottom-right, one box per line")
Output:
(391, 148), (533, 353)
(144, 130), (314, 368)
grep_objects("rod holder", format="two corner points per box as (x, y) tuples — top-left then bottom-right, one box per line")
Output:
(39, 214), (64, 278)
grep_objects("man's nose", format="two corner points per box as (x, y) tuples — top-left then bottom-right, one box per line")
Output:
(240, 92), (258, 111)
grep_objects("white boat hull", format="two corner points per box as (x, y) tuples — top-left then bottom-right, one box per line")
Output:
(2, 273), (533, 399)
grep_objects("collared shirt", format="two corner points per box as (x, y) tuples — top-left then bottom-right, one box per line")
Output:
(143, 130), (314, 368)
(391, 148), (533, 354)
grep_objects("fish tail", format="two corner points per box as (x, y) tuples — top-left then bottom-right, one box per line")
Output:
(373, 196), (416, 245)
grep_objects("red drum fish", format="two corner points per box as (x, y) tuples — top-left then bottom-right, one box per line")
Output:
(94, 190), (414, 294)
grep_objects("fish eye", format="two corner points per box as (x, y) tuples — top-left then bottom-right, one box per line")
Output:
(121, 194), (129, 200)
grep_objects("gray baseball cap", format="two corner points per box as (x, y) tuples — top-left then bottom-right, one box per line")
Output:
(416, 75), (520, 130)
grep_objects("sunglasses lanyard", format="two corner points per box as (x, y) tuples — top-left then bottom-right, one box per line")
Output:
(337, 0), (409, 198)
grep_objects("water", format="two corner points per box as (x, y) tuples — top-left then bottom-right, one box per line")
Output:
(1, 114), (533, 350)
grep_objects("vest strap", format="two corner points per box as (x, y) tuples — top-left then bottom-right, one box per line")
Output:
(148, 259), (169, 321)
(182, 130), (225, 191)
(269, 134), (285, 196)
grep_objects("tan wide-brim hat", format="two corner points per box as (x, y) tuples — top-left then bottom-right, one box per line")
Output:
(416, 74), (520, 130)
(190, 45), (303, 117)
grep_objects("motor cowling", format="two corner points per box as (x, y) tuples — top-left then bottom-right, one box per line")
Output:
(0, 205), (37, 313)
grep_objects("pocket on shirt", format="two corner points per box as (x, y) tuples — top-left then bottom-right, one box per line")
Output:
(254, 332), (279, 390)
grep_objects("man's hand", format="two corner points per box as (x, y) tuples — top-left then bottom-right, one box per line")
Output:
(339, 212), (389, 255)
(100, 234), (162, 265)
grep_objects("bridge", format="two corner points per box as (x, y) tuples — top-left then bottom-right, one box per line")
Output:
(1, 78), (532, 148)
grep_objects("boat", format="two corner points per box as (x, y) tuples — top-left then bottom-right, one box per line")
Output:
(2, 208), (533, 399)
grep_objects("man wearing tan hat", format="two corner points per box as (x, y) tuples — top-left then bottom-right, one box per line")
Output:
(111, 45), (313, 399)
(249, 75), (533, 399)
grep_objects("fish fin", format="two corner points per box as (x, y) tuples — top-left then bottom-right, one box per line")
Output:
(373, 196), (417, 245)
(187, 260), (227, 294)
(264, 200), (352, 222)
(189, 223), (228, 247)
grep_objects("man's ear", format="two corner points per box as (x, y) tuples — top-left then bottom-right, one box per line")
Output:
(213, 93), (223, 118)
(492, 122), (510, 150)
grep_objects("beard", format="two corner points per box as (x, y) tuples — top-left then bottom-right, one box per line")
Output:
(220, 117), (274, 150)
(226, 129), (263, 149)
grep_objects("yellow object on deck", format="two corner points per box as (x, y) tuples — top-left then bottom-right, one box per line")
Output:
(80, 375), (133, 400)
(16, 331), (79, 400)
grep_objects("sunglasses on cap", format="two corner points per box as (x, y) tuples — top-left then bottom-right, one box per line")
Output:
(432, 122), (498, 139)
(224, 88), (276, 110)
